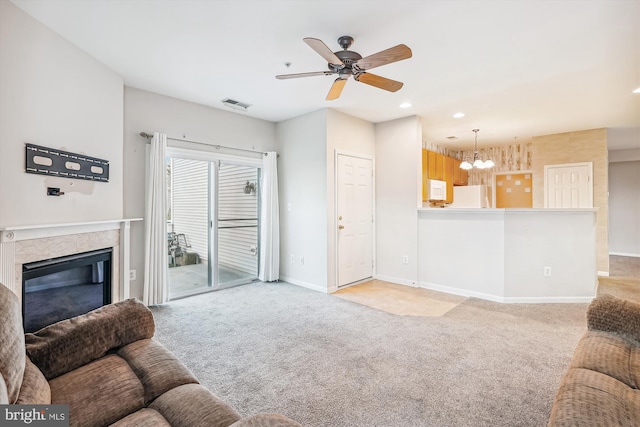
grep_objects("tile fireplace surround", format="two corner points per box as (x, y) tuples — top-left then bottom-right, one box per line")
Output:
(0, 219), (141, 302)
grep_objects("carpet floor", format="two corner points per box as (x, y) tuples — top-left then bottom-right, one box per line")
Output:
(151, 282), (589, 427)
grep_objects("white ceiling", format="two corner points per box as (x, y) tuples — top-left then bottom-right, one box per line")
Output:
(11, 0), (640, 150)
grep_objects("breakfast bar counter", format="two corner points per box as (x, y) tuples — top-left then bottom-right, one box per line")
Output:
(417, 208), (598, 303)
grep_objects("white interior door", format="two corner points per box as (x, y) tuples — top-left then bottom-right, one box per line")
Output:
(337, 153), (374, 287)
(545, 162), (593, 208)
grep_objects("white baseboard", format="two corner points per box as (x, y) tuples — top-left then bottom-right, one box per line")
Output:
(418, 281), (594, 304)
(597, 271), (609, 277)
(374, 274), (418, 287)
(609, 252), (640, 258)
(418, 281), (503, 302)
(501, 296), (595, 303)
(279, 276), (328, 294)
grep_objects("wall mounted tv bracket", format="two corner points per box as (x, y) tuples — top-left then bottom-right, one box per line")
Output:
(25, 143), (109, 182)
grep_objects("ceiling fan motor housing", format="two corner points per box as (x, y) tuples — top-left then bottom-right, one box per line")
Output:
(329, 50), (363, 74)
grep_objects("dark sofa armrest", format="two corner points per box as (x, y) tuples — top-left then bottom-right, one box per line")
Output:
(25, 299), (154, 380)
(587, 294), (640, 343)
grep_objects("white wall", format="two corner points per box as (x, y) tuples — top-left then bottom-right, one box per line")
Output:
(275, 110), (328, 291)
(123, 87), (277, 299)
(0, 1), (123, 227)
(375, 116), (422, 285)
(326, 110), (376, 291)
(608, 159), (640, 256)
(503, 210), (596, 300)
(418, 210), (505, 298)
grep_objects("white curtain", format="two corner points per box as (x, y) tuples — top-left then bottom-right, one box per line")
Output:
(259, 152), (280, 282)
(143, 132), (169, 305)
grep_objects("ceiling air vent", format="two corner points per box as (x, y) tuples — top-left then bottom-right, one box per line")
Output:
(446, 136), (458, 140)
(221, 98), (251, 112)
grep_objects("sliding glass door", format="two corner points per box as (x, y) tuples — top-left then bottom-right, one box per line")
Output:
(217, 163), (259, 287)
(167, 151), (260, 299)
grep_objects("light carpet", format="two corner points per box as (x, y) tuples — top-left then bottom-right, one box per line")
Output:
(151, 282), (588, 427)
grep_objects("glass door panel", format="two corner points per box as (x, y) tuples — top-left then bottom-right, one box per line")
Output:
(167, 157), (211, 299)
(217, 163), (259, 287)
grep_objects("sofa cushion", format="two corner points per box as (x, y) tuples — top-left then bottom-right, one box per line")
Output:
(50, 354), (145, 427)
(117, 339), (199, 404)
(149, 383), (241, 427)
(548, 367), (640, 427)
(26, 299), (155, 380)
(569, 330), (640, 389)
(0, 282), (26, 403)
(16, 357), (51, 404)
(588, 293), (640, 344)
(109, 408), (172, 427)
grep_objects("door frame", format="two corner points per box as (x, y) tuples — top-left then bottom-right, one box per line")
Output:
(334, 150), (376, 289)
(544, 162), (593, 208)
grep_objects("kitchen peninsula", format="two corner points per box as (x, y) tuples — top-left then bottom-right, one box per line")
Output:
(417, 207), (598, 303)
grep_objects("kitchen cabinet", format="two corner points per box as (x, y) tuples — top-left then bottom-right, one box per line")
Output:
(444, 156), (454, 203)
(427, 150), (445, 180)
(453, 159), (468, 186)
(421, 149), (429, 201)
(422, 149), (467, 203)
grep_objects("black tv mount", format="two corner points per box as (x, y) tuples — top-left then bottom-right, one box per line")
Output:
(25, 143), (109, 182)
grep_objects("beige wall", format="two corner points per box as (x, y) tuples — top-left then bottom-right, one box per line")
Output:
(124, 87), (277, 299)
(531, 128), (608, 273)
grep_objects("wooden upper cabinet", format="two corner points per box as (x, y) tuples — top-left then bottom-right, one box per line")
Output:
(444, 156), (454, 203)
(453, 159), (469, 186)
(427, 150), (445, 180)
(421, 149), (429, 202)
(422, 150), (467, 203)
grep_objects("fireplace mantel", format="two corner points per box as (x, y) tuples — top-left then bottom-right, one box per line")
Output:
(0, 218), (142, 242)
(0, 218), (142, 302)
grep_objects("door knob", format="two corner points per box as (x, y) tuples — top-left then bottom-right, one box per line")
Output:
(338, 225), (345, 230)
(338, 216), (342, 220)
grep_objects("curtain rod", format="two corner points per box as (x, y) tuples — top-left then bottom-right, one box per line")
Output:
(139, 132), (275, 157)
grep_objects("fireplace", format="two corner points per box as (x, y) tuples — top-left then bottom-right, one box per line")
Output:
(22, 248), (112, 332)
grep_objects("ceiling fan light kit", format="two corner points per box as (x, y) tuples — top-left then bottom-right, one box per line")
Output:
(276, 36), (412, 100)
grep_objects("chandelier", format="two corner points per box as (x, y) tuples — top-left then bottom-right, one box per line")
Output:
(460, 129), (494, 170)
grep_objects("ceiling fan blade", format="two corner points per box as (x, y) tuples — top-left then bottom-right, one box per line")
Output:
(326, 78), (347, 100)
(276, 71), (335, 79)
(304, 37), (344, 67)
(355, 44), (412, 71)
(354, 73), (404, 92)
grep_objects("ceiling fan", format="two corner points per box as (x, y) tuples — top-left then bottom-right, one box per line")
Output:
(276, 36), (412, 100)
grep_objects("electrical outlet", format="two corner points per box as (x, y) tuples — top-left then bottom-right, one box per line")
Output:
(544, 266), (551, 277)
(129, 270), (136, 281)
(290, 254), (295, 263)
(300, 256), (304, 265)
(402, 255), (409, 264)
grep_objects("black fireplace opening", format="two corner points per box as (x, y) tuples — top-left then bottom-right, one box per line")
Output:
(22, 248), (112, 333)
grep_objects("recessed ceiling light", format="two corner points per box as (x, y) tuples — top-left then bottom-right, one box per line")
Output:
(399, 102), (412, 108)
(452, 112), (465, 118)
(633, 87), (640, 94)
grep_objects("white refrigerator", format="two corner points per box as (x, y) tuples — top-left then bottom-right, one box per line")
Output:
(450, 185), (490, 208)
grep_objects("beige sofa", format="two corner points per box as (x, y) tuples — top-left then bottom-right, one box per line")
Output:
(548, 293), (640, 426)
(0, 283), (302, 427)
